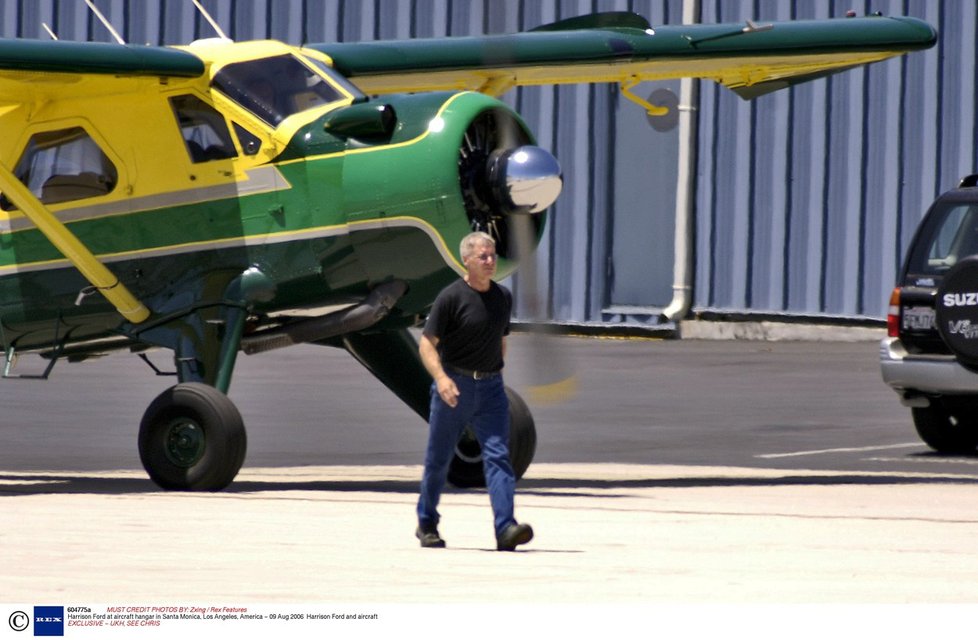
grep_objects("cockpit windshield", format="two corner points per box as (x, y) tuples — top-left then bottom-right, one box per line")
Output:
(212, 54), (361, 126)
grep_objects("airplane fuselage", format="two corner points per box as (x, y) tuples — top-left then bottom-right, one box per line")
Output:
(0, 39), (535, 361)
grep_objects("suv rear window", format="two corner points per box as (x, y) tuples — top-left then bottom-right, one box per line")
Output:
(905, 202), (978, 276)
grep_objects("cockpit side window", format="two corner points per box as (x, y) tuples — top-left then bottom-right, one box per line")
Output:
(170, 94), (237, 163)
(212, 54), (345, 126)
(0, 126), (117, 211)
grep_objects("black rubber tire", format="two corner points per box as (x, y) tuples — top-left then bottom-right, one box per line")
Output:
(447, 386), (537, 488)
(138, 383), (247, 491)
(911, 400), (978, 454)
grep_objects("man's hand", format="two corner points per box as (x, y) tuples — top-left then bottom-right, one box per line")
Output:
(419, 332), (460, 408)
(435, 374), (460, 408)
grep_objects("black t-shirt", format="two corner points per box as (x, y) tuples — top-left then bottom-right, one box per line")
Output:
(424, 279), (512, 372)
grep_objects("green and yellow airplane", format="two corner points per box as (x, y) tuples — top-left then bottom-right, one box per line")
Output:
(0, 9), (935, 490)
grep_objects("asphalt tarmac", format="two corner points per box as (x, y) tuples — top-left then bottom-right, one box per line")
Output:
(0, 332), (943, 474)
(3, 334), (978, 636)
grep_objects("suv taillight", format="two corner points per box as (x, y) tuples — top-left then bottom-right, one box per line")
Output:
(887, 287), (901, 337)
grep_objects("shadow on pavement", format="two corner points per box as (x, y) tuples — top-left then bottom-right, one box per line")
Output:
(3, 467), (978, 497)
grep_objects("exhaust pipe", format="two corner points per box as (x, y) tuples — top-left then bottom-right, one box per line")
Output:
(241, 280), (407, 355)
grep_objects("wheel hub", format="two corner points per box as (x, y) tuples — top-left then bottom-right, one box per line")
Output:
(164, 420), (206, 468)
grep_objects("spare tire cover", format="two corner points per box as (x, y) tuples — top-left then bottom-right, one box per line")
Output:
(936, 256), (978, 367)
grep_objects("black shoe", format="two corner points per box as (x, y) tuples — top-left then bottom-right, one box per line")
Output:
(496, 523), (533, 551)
(416, 524), (446, 548)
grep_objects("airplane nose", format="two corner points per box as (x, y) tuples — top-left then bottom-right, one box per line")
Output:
(494, 145), (563, 214)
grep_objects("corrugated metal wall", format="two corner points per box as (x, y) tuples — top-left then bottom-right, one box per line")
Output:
(0, 0), (963, 325)
(695, 0), (967, 322)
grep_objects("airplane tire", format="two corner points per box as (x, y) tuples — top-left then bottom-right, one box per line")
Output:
(447, 387), (537, 488)
(138, 383), (247, 491)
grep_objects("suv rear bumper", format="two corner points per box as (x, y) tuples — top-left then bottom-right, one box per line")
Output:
(880, 336), (978, 397)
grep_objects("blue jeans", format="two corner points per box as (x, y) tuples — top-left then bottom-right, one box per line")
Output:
(417, 372), (515, 537)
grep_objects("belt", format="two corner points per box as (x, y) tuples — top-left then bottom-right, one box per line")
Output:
(446, 364), (501, 380)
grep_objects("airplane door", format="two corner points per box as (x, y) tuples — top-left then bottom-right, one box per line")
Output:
(605, 80), (680, 316)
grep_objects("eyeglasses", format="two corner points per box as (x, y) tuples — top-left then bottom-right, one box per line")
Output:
(472, 252), (497, 263)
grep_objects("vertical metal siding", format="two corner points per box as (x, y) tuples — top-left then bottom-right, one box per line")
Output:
(0, 0), (961, 324)
(696, 0), (951, 322)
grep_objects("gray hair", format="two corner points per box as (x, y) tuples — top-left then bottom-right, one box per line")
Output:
(460, 231), (495, 260)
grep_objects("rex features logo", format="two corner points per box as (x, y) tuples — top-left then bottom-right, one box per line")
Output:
(942, 292), (978, 307)
(32, 607), (64, 636)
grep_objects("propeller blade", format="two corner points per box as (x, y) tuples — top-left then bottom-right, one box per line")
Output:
(455, 106), (576, 403)
(509, 209), (577, 406)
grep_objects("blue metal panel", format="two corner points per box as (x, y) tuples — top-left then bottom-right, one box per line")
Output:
(695, 0), (951, 322)
(504, 0), (687, 324)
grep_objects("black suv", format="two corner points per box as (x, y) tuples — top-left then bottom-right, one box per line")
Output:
(881, 174), (978, 452)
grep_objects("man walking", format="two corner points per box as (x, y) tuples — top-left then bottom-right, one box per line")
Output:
(416, 231), (533, 551)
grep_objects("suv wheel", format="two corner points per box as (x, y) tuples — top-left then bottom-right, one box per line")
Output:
(911, 400), (978, 454)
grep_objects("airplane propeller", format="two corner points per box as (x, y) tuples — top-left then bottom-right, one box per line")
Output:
(457, 107), (577, 405)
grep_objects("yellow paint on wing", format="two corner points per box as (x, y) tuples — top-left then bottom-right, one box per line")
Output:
(348, 50), (899, 96)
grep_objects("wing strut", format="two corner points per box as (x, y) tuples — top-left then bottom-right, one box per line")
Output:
(619, 77), (670, 117)
(0, 163), (150, 324)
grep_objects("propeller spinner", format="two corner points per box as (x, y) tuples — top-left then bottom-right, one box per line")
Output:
(489, 145), (562, 215)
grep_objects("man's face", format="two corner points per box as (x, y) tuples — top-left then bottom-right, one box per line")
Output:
(464, 241), (497, 278)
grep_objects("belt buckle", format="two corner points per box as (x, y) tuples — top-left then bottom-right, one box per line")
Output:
(472, 370), (486, 380)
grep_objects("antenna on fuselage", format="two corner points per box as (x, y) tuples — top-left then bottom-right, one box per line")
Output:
(83, 0), (126, 44)
(191, 0), (231, 41)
